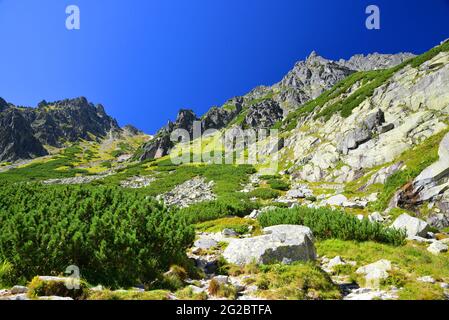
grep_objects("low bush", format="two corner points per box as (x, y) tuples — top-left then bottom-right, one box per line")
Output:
(249, 188), (281, 200)
(0, 183), (195, 288)
(178, 197), (259, 224)
(258, 206), (406, 246)
(268, 179), (290, 191)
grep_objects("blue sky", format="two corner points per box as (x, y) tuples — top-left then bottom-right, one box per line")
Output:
(1, 0), (449, 133)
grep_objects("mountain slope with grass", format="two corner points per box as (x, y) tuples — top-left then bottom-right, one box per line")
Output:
(1, 40), (449, 301)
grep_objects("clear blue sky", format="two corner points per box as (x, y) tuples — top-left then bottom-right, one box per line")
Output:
(1, 0), (449, 133)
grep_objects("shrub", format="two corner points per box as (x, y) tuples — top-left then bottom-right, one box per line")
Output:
(268, 179), (290, 191)
(258, 206), (406, 246)
(0, 183), (195, 288)
(0, 261), (15, 289)
(178, 197), (259, 224)
(249, 188), (281, 200)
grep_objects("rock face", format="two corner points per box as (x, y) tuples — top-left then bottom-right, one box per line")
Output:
(0, 97), (123, 162)
(223, 225), (316, 266)
(338, 53), (415, 71)
(138, 50), (413, 161)
(338, 110), (386, 155)
(0, 108), (48, 161)
(391, 214), (430, 238)
(244, 100), (283, 129)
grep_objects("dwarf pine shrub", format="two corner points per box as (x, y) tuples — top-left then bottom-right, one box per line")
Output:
(0, 183), (195, 288)
(258, 206), (406, 246)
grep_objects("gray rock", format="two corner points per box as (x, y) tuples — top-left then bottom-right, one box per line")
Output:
(356, 260), (392, 289)
(427, 213), (449, 230)
(391, 214), (430, 238)
(223, 225), (316, 266)
(10, 286), (28, 295)
(417, 276), (436, 284)
(427, 241), (449, 254)
(222, 228), (239, 237)
(194, 239), (218, 250)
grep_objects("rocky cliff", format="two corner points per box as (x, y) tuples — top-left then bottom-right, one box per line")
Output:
(139, 50), (414, 161)
(0, 97), (124, 162)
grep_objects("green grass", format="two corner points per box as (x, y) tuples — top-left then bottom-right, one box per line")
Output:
(258, 206), (406, 246)
(0, 145), (88, 182)
(317, 239), (449, 300)
(245, 262), (341, 300)
(248, 188), (281, 200)
(88, 289), (171, 300)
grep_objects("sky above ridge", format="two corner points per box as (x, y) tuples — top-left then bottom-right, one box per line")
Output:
(1, 0), (449, 133)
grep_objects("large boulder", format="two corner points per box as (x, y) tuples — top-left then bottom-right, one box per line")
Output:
(390, 214), (430, 238)
(223, 225), (316, 266)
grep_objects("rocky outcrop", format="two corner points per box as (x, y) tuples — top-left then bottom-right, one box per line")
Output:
(244, 99), (283, 129)
(0, 108), (48, 162)
(223, 225), (316, 265)
(0, 97), (124, 162)
(338, 110), (386, 155)
(274, 51), (355, 107)
(338, 53), (415, 71)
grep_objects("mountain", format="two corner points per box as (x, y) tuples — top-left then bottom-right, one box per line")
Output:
(139, 51), (414, 161)
(0, 97), (123, 162)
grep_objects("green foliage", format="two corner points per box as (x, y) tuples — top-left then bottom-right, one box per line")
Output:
(248, 188), (281, 200)
(268, 178), (290, 191)
(0, 183), (195, 288)
(0, 145), (88, 183)
(255, 262), (342, 300)
(258, 206), (406, 246)
(0, 261), (15, 288)
(88, 289), (171, 300)
(27, 276), (89, 300)
(178, 197), (259, 224)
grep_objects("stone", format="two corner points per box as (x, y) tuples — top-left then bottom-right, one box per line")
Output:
(427, 241), (448, 254)
(369, 212), (384, 223)
(417, 276), (436, 284)
(326, 256), (346, 271)
(222, 228), (239, 237)
(223, 225), (316, 266)
(212, 275), (229, 285)
(160, 177), (216, 208)
(356, 260), (392, 289)
(325, 194), (348, 206)
(427, 214), (449, 229)
(10, 286), (28, 294)
(194, 238), (218, 250)
(391, 214), (430, 238)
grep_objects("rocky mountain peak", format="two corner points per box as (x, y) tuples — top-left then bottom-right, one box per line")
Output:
(0, 97), (9, 112)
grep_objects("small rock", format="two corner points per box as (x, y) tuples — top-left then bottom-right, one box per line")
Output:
(356, 260), (392, 289)
(194, 238), (218, 250)
(417, 276), (436, 284)
(222, 228), (239, 237)
(10, 286), (28, 294)
(427, 241), (448, 254)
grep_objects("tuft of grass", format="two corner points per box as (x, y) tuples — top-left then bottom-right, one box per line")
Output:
(255, 262), (342, 300)
(27, 276), (90, 300)
(317, 239), (449, 300)
(88, 289), (170, 300)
